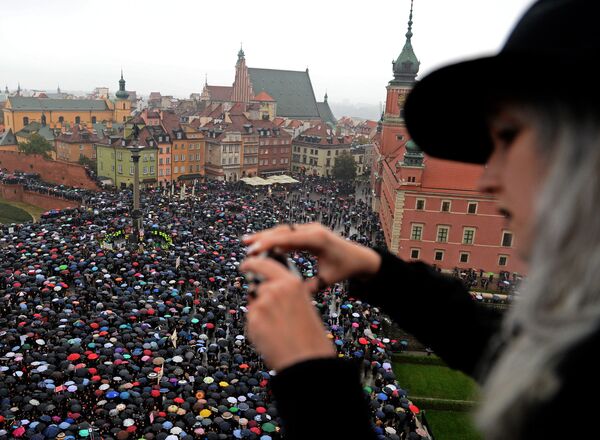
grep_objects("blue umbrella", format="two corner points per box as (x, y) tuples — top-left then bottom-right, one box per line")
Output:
(106, 390), (119, 399)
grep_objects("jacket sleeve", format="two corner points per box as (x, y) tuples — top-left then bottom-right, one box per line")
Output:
(270, 357), (378, 440)
(349, 248), (504, 379)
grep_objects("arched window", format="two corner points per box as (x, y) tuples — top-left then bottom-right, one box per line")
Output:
(58, 116), (64, 123)
(41, 114), (46, 126)
(75, 116), (81, 124)
(23, 116), (29, 126)
(92, 116), (97, 124)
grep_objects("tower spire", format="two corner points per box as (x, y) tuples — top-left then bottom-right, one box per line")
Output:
(391, 0), (420, 85)
(406, 0), (414, 42)
(116, 69), (129, 99)
(205, 73), (208, 87)
(238, 42), (245, 61)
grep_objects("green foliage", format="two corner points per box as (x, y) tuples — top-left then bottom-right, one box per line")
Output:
(18, 133), (53, 158)
(331, 151), (357, 181)
(424, 411), (483, 440)
(78, 155), (97, 173)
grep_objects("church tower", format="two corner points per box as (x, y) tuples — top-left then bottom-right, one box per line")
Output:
(114, 70), (131, 123)
(381, 0), (420, 156)
(231, 46), (253, 104)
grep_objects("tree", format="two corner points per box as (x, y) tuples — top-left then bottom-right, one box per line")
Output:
(332, 151), (357, 182)
(78, 155), (97, 174)
(18, 133), (53, 158)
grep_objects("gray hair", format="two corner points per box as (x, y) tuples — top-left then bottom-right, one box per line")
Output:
(476, 104), (600, 439)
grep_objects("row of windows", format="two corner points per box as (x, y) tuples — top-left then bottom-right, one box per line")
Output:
(259, 147), (290, 155)
(260, 139), (290, 146)
(410, 224), (513, 247)
(115, 165), (155, 175)
(172, 154), (202, 162)
(259, 158), (289, 166)
(173, 143), (201, 150)
(169, 165), (201, 174)
(23, 116), (97, 126)
(410, 248), (509, 266)
(415, 199), (478, 214)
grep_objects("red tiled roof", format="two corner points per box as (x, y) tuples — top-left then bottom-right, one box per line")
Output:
(160, 111), (181, 134)
(206, 86), (233, 101)
(421, 157), (484, 191)
(253, 90), (275, 102)
(56, 124), (106, 144)
(295, 121), (350, 146)
(273, 117), (286, 127)
(229, 102), (247, 115)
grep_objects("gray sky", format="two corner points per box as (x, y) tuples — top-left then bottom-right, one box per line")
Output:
(1, 0), (535, 107)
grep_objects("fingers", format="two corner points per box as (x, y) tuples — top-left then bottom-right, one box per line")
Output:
(243, 222), (333, 256)
(240, 255), (292, 283)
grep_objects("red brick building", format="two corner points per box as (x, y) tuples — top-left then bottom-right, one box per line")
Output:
(253, 119), (292, 176)
(372, 4), (526, 275)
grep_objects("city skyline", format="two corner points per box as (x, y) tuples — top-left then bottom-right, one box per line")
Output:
(1, 1), (534, 105)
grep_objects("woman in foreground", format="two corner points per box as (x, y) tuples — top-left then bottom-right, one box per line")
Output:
(242, 1), (600, 438)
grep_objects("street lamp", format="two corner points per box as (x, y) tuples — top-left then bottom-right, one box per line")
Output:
(129, 123), (144, 245)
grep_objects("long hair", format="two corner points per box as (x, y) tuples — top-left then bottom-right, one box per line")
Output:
(476, 100), (600, 439)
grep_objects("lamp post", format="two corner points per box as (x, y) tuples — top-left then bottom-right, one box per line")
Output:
(129, 123), (144, 245)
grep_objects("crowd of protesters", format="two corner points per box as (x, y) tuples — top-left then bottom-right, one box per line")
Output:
(0, 174), (428, 440)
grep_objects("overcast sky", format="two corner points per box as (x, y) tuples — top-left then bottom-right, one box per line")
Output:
(1, 0), (535, 107)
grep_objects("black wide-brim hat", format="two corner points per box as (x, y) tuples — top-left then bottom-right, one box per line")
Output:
(404, 0), (600, 164)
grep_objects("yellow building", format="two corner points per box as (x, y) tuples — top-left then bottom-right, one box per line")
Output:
(2, 72), (132, 132)
(291, 122), (351, 177)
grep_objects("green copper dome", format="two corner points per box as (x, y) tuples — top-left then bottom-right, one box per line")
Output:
(391, 0), (420, 85)
(116, 70), (129, 99)
(405, 139), (421, 153)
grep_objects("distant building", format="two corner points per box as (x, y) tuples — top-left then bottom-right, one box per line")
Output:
(201, 49), (336, 124)
(252, 119), (292, 176)
(202, 113), (259, 181)
(291, 121), (352, 177)
(55, 124), (105, 163)
(372, 3), (525, 275)
(96, 130), (158, 189)
(0, 129), (17, 152)
(3, 72), (133, 132)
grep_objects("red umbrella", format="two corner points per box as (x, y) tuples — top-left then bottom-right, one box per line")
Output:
(358, 337), (369, 345)
(67, 353), (80, 361)
(409, 404), (420, 414)
(88, 353), (99, 360)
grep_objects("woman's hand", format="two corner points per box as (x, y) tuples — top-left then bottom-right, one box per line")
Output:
(240, 255), (336, 372)
(242, 222), (381, 292)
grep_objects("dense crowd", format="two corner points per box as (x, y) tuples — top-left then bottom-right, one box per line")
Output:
(0, 175), (427, 440)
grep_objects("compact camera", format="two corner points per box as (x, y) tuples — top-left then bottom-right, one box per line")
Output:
(246, 249), (302, 298)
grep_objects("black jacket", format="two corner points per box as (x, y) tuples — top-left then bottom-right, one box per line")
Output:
(269, 249), (599, 439)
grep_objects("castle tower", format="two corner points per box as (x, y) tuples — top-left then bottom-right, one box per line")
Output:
(381, 0), (420, 156)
